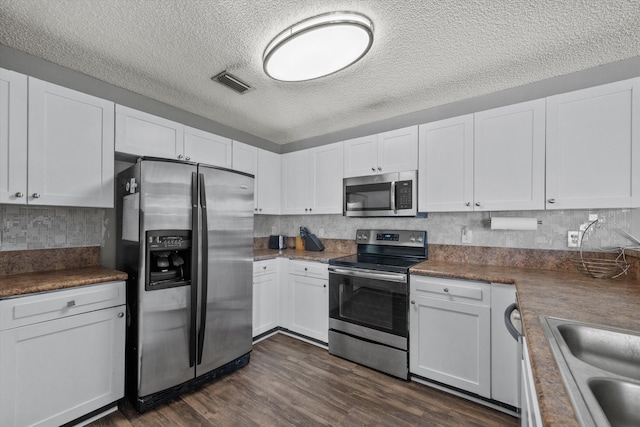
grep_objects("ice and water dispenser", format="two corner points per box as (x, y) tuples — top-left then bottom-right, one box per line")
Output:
(145, 230), (192, 291)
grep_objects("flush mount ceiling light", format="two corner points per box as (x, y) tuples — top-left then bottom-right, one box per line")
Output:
(263, 11), (373, 82)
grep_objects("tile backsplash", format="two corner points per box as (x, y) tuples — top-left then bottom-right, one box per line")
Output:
(256, 208), (640, 251)
(2, 205), (638, 254)
(0, 205), (104, 251)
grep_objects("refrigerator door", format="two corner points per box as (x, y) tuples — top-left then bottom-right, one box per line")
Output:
(196, 166), (254, 376)
(137, 160), (196, 397)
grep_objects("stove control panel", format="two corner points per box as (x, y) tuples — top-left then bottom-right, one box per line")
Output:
(355, 229), (426, 247)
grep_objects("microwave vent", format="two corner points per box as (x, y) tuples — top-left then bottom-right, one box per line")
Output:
(211, 71), (253, 94)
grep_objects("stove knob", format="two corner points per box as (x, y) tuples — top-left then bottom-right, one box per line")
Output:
(410, 235), (416, 242)
(417, 236), (423, 243)
(363, 234), (368, 240)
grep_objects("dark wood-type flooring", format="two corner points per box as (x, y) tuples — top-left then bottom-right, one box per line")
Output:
(90, 333), (518, 426)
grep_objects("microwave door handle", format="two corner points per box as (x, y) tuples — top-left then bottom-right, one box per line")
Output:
(390, 181), (397, 213)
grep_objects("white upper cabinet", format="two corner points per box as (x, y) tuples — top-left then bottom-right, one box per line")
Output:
(343, 126), (418, 177)
(115, 105), (183, 159)
(473, 99), (546, 211)
(418, 100), (544, 212)
(0, 68), (28, 205)
(28, 77), (115, 208)
(232, 139), (257, 175)
(232, 141), (280, 214)
(256, 148), (281, 215)
(116, 105), (232, 167)
(183, 126), (232, 167)
(546, 78), (640, 209)
(282, 141), (343, 214)
(418, 115), (474, 212)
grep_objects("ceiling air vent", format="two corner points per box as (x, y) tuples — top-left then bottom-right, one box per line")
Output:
(212, 71), (253, 94)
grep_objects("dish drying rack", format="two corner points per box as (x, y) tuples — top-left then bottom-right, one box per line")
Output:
(570, 220), (635, 279)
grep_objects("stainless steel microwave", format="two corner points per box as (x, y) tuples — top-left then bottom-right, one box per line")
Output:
(343, 171), (417, 217)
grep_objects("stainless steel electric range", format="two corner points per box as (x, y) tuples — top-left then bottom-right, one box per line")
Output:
(328, 229), (427, 379)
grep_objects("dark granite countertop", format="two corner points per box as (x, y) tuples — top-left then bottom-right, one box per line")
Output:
(0, 266), (128, 299)
(410, 259), (640, 427)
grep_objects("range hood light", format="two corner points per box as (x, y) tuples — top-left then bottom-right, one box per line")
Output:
(263, 12), (374, 82)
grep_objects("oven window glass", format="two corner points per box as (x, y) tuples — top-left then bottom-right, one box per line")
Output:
(345, 183), (391, 211)
(329, 273), (407, 337)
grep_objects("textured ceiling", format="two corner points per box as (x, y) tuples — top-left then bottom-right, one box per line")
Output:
(1, 0), (639, 145)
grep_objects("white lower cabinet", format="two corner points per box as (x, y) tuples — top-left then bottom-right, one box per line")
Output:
(252, 259), (279, 337)
(287, 260), (328, 343)
(521, 338), (542, 427)
(409, 276), (491, 398)
(0, 281), (126, 427)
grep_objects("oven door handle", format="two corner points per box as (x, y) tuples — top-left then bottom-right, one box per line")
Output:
(329, 267), (407, 283)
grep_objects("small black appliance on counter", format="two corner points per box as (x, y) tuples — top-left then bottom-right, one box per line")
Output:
(268, 235), (287, 250)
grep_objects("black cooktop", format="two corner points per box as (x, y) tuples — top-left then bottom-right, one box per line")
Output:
(329, 254), (424, 274)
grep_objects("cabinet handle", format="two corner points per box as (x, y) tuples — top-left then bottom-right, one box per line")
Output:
(259, 208), (262, 212)
(466, 202), (471, 207)
(178, 154), (184, 160)
(305, 208), (308, 212)
(255, 208), (258, 212)
(14, 192), (24, 198)
(185, 156), (191, 161)
(118, 312), (125, 318)
(323, 284), (327, 288)
(263, 265), (267, 270)
(443, 288), (449, 293)
(474, 202), (480, 207)
(67, 300), (76, 307)
(377, 166), (382, 171)
(309, 208), (312, 212)
(371, 167), (376, 172)
(411, 300), (415, 305)
(304, 267), (308, 271)
(32, 193), (41, 199)
(547, 198), (556, 204)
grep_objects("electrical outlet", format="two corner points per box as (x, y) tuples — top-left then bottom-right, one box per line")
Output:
(271, 226), (277, 235)
(319, 228), (325, 237)
(461, 226), (473, 244)
(568, 231), (579, 248)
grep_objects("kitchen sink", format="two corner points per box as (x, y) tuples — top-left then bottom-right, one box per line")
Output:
(542, 316), (640, 427)
(556, 323), (640, 380)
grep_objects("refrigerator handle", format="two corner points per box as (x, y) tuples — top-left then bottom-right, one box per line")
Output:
(189, 172), (198, 368)
(197, 173), (208, 365)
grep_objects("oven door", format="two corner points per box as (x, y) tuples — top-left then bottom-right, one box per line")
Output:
(328, 267), (408, 349)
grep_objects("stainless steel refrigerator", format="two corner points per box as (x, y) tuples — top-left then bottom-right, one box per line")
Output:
(116, 158), (254, 412)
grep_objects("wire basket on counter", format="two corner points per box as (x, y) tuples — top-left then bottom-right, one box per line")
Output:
(570, 220), (632, 279)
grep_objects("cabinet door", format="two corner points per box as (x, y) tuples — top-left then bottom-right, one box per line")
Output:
(184, 126), (232, 167)
(409, 295), (490, 397)
(289, 274), (328, 343)
(253, 272), (279, 337)
(311, 141), (344, 214)
(115, 105), (183, 159)
(0, 68), (28, 205)
(343, 134), (378, 178)
(473, 99), (545, 211)
(28, 78), (115, 208)
(490, 284), (520, 407)
(232, 141), (258, 209)
(281, 150), (311, 214)
(418, 115), (474, 212)
(378, 126), (419, 174)
(257, 148), (281, 215)
(0, 305), (125, 427)
(546, 78), (640, 209)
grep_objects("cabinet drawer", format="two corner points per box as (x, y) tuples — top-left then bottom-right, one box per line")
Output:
(0, 281), (126, 330)
(289, 260), (327, 279)
(253, 260), (277, 276)
(410, 276), (489, 305)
